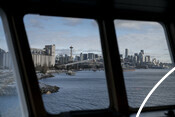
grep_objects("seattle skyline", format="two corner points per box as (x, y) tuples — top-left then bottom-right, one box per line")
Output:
(0, 15), (173, 63)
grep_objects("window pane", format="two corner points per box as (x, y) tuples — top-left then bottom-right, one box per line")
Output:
(23, 15), (109, 114)
(0, 17), (22, 116)
(114, 20), (175, 108)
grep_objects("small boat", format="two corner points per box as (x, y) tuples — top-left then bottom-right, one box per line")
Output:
(66, 70), (75, 75)
(92, 68), (97, 72)
(123, 67), (135, 71)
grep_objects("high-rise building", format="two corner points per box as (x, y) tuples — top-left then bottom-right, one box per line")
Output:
(88, 53), (94, 60)
(59, 55), (64, 64)
(141, 50), (144, 54)
(145, 55), (150, 63)
(64, 54), (69, 63)
(74, 56), (80, 61)
(80, 53), (83, 61)
(139, 50), (144, 64)
(134, 53), (139, 64)
(95, 54), (98, 59)
(130, 55), (133, 62)
(125, 49), (128, 58)
(83, 54), (88, 60)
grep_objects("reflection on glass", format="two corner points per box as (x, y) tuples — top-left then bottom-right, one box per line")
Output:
(0, 17), (22, 116)
(114, 20), (175, 107)
(24, 15), (109, 114)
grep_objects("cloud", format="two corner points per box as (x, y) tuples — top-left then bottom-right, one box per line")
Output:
(116, 30), (171, 63)
(29, 18), (44, 29)
(56, 49), (70, 55)
(62, 18), (83, 26)
(114, 20), (163, 32)
(26, 24), (102, 55)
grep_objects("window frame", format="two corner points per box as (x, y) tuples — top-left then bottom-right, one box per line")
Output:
(0, 9), (29, 117)
(0, 1), (175, 117)
(113, 19), (175, 113)
(23, 14), (112, 114)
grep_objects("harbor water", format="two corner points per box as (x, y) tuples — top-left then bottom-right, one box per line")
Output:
(1, 69), (175, 116)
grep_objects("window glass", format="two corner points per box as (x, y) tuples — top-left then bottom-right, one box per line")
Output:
(0, 17), (22, 116)
(114, 20), (175, 108)
(23, 15), (109, 114)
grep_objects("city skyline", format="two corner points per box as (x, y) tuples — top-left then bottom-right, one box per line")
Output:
(0, 15), (173, 63)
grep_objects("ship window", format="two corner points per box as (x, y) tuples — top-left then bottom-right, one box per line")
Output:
(114, 20), (175, 108)
(23, 14), (109, 114)
(0, 16), (23, 117)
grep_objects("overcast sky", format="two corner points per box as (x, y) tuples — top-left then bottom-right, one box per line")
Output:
(0, 15), (172, 63)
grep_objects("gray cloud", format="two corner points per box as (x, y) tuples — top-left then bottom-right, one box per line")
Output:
(62, 18), (83, 26)
(114, 20), (163, 32)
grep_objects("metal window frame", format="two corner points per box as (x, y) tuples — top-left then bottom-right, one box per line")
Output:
(112, 19), (175, 114)
(0, 8), (29, 117)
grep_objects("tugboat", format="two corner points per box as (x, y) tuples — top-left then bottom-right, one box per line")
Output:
(66, 70), (75, 75)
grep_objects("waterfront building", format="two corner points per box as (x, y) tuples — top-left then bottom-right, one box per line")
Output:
(0, 48), (12, 69)
(31, 44), (55, 67)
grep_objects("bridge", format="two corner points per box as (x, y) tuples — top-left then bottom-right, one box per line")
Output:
(56, 58), (103, 69)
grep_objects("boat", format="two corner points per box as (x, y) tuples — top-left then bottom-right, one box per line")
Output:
(122, 67), (135, 71)
(92, 68), (97, 72)
(66, 70), (75, 75)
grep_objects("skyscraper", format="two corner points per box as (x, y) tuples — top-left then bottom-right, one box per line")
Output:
(139, 50), (144, 64)
(145, 55), (150, 63)
(125, 49), (128, 58)
(83, 54), (88, 60)
(141, 50), (144, 54)
(88, 53), (94, 60)
(80, 53), (83, 61)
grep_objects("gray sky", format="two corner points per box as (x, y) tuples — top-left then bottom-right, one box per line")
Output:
(114, 20), (172, 63)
